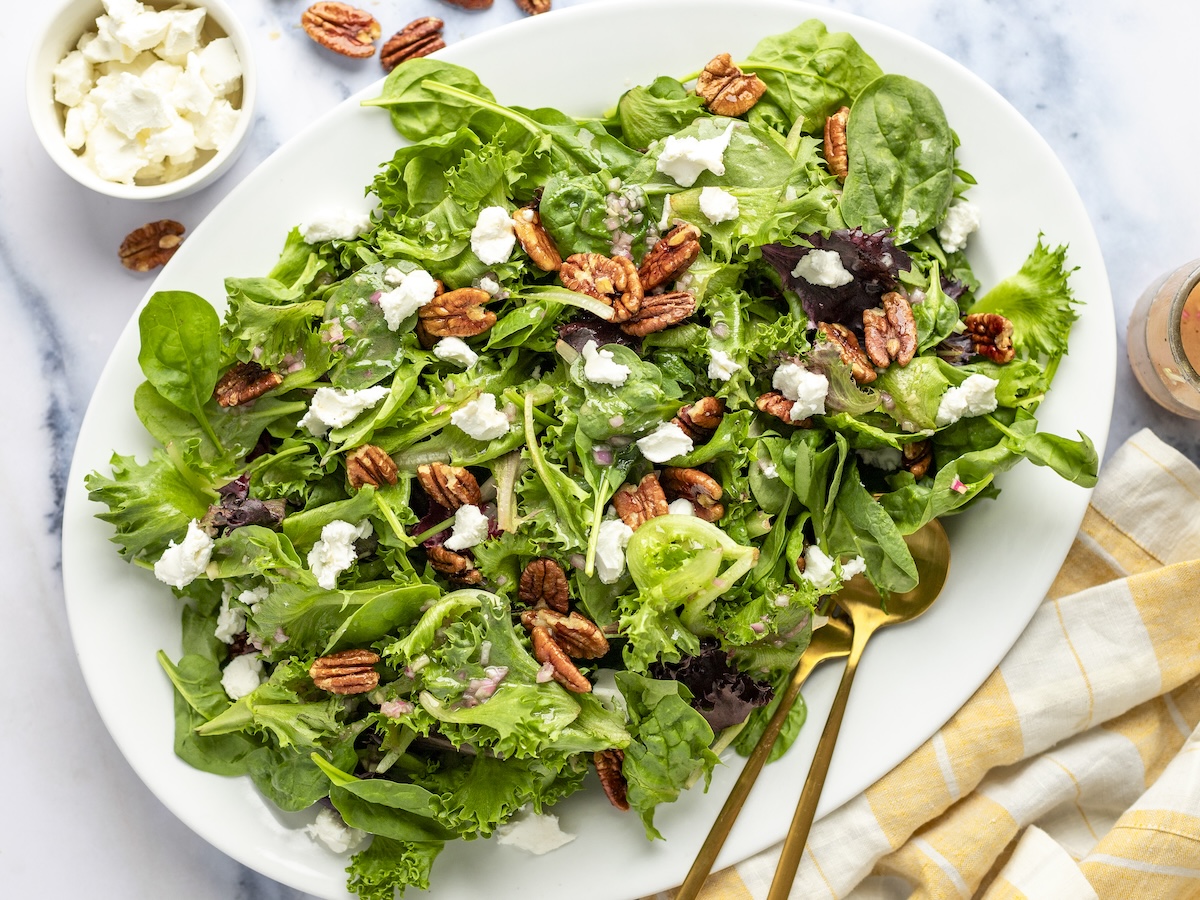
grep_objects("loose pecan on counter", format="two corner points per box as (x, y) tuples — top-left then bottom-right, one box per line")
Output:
(213, 361), (283, 407)
(310, 649), (380, 694)
(695, 53), (766, 116)
(380, 17), (444, 71)
(638, 223), (701, 292)
(119, 219), (184, 271)
(963, 313), (1016, 364)
(560, 253), (642, 322)
(301, 2), (381, 58)
(515, 0), (552, 16)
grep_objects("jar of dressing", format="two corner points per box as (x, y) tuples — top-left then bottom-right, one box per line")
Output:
(1127, 259), (1200, 419)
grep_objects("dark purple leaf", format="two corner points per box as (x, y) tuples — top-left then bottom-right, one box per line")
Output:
(557, 317), (641, 354)
(201, 496), (287, 536)
(217, 475), (250, 502)
(940, 273), (968, 301)
(935, 331), (975, 365)
(762, 228), (912, 334)
(413, 500), (453, 549)
(650, 641), (774, 732)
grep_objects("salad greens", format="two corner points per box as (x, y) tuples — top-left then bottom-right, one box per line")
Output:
(86, 19), (1097, 898)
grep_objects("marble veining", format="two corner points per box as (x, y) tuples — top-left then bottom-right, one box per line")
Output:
(5, 1), (1199, 898)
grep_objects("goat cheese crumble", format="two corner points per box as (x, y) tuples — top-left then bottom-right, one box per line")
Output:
(595, 518), (634, 584)
(298, 386), (389, 437)
(451, 393), (510, 440)
(791, 249), (854, 288)
(937, 200), (981, 254)
(444, 505), (491, 551)
(308, 520), (373, 590)
(935, 373), (999, 426)
(379, 268), (438, 330)
(306, 808), (367, 855)
(153, 519), (213, 589)
(581, 340), (631, 386)
(471, 206), (516, 265)
(656, 122), (736, 187)
(636, 421), (694, 463)
(299, 210), (374, 244)
(433, 337), (479, 368)
(773, 362), (829, 420)
(221, 652), (263, 700)
(707, 348), (741, 382)
(495, 808), (576, 855)
(699, 186), (740, 224)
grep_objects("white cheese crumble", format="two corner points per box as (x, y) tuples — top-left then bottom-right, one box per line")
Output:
(935, 373), (999, 426)
(495, 808), (576, 855)
(305, 807), (367, 855)
(699, 186), (740, 224)
(667, 498), (696, 516)
(595, 519), (634, 584)
(841, 555), (867, 580)
(656, 122), (736, 187)
(299, 210), (374, 244)
(214, 594), (246, 643)
(707, 348), (741, 382)
(471, 206), (516, 265)
(153, 519), (213, 589)
(791, 249), (853, 288)
(444, 505), (490, 551)
(451, 393), (510, 441)
(801, 545), (839, 592)
(56, 1), (243, 185)
(658, 194), (673, 231)
(378, 268), (438, 330)
(299, 386), (389, 437)
(221, 653), (263, 700)
(937, 200), (981, 254)
(858, 446), (903, 471)
(636, 422), (694, 463)
(758, 459), (778, 479)
(307, 520), (373, 591)
(433, 337), (479, 368)
(581, 340), (631, 386)
(773, 362), (829, 420)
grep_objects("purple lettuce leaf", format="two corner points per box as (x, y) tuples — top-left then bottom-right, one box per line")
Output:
(557, 317), (641, 354)
(201, 477), (286, 536)
(650, 641), (775, 732)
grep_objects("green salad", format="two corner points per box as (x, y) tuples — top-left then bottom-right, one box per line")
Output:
(86, 19), (1098, 899)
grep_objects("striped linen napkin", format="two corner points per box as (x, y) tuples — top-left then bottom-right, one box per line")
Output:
(665, 428), (1200, 900)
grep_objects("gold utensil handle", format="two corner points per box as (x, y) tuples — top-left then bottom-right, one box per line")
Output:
(674, 652), (821, 900)
(766, 626), (871, 900)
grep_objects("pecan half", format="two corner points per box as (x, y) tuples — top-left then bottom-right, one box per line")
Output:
(213, 361), (283, 407)
(522, 608), (610, 659)
(515, 0), (551, 14)
(963, 313), (1016, 364)
(695, 53), (767, 117)
(638, 223), (701, 292)
(416, 287), (495, 348)
(619, 290), (696, 337)
(756, 391), (811, 427)
(530, 626), (591, 693)
(301, 2), (381, 58)
(863, 292), (917, 369)
(661, 467), (725, 523)
(674, 397), (726, 443)
(310, 649), (380, 694)
(902, 440), (933, 480)
(347, 444), (398, 489)
(818, 322), (877, 384)
(427, 545), (483, 584)
(512, 205), (562, 272)
(594, 749), (630, 811)
(518, 558), (569, 614)
(417, 462), (482, 510)
(439, 0), (493, 8)
(824, 106), (850, 181)
(612, 473), (669, 530)
(119, 219), (185, 271)
(560, 253), (642, 322)
(380, 17), (444, 71)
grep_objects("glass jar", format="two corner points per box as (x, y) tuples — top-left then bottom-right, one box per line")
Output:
(1127, 258), (1200, 419)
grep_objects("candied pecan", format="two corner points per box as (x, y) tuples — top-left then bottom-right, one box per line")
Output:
(512, 205), (562, 272)
(346, 444), (398, 489)
(515, 0), (551, 15)
(417, 462), (481, 510)
(560, 253), (642, 322)
(612, 473), (669, 530)
(530, 626), (591, 693)
(619, 290), (696, 337)
(756, 391), (811, 427)
(695, 53), (767, 117)
(963, 313), (1016, 364)
(440, 0), (493, 8)
(427, 545), (483, 584)
(310, 649), (380, 694)
(416, 287), (495, 347)
(518, 558), (569, 614)
(862, 292), (917, 369)
(661, 467), (725, 523)
(818, 322), (877, 384)
(594, 749), (630, 811)
(301, 2), (381, 58)
(674, 397), (726, 443)
(521, 608), (609, 659)
(119, 219), (184, 272)
(638, 223), (701, 292)
(902, 441), (933, 480)
(213, 361), (283, 407)
(380, 17), (444, 71)
(824, 106), (850, 181)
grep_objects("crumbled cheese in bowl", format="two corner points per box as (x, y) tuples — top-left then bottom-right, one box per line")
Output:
(51, 0), (246, 186)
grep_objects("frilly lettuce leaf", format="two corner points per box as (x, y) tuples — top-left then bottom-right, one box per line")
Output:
(347, 837), (444, 900)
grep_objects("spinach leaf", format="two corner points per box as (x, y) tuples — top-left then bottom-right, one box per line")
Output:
(841, 74), (955, 243)
(617, 76), (708, 149)
(362, 60), (501, 142)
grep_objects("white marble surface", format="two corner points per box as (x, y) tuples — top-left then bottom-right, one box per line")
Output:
(5, 0), (1200, 897)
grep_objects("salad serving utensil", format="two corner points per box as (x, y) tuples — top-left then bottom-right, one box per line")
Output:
(676, 616), (854, 900)
(766, 519), (952, 900)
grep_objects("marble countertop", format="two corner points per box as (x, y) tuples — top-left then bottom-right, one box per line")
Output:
(5, 1), (1198, 897)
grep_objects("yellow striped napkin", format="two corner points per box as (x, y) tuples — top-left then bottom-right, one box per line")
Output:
(665, 428), (1200, 900)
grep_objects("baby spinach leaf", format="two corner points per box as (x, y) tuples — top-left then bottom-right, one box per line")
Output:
(617, 77), (708, 149)
(841, 74), (955, 244)
(363, 60), (501, 142)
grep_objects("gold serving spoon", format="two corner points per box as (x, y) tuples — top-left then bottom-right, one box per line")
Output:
(766, 519), (952, 900)
(675, 615), (854, 900)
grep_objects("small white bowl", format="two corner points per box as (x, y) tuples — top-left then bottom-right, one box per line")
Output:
(27, 0), (257, 201)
